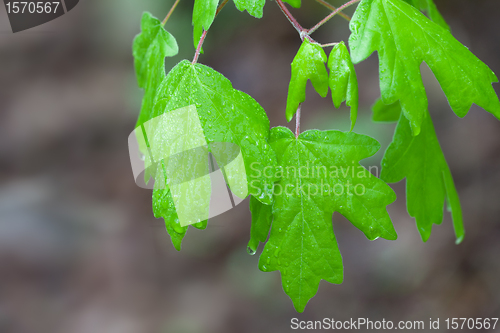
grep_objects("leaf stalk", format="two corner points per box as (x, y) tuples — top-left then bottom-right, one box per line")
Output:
(192, 0), (229, 64)
(192, 30), (208, 64)
(162, 0), (182, 26)
(308, 0), (361, 34)
(295, 104), (301, 138)
(315, 0), (352, 21)
(275, 0), (304, 36)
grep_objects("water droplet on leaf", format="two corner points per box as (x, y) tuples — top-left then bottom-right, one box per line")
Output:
(247, 246), (256, 255)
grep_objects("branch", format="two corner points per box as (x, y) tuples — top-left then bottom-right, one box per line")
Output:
(275, 0), (318, 43)
(162, 0), (182, 26)
(308, 0), (361, 35)
(315, 0), (352, 21)
(275, 0), (304, 36)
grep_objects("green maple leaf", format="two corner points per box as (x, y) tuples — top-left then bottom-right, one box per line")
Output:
(403, 0), (449, 31)
(142, 105), (212, 250)
(371, 98), (402, 122)
(133, 12), (178, 127)
(258, 127), (397, 312)
(377, 101), (464, 243)
(233, 0), (265, 18)
(327, 41), (359, 131)
(153, 180), (207, 251)
(140, 60), (277, 205)
(283, 0), (301, 8)
(286, 39), (329, 121)
(138, 60), (277, 249)
(193, 0), (219, 49)
(349, 0), (500, 135)
(248, 196), (273, 254)
(153, 185), (188, 251)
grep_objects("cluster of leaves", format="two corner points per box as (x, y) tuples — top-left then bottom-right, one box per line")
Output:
(132, 0), (500, 312)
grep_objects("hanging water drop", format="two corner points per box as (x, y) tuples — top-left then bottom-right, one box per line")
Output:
(247, 246), (256, 256)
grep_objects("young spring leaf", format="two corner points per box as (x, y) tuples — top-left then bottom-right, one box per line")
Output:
(193, 0), (219, 49)
(327, 41), (359, 131)
(233, 0), (265, 18)
(403, 0), (450, 31)
(378, 102), (464, 243)
(286, 39), (329, 121)
(133, 12), (178, 126)
(349, 0), (500, 135)
(142, 60), (277, 205)
(259, 127), (397, 312)
(248, 196), (273, 254)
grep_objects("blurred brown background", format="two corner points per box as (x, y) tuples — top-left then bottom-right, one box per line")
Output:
(0, 1), (499, 332)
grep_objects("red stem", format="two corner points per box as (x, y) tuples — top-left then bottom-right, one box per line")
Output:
(191, 0), (229, 64)
(273, 0), (361, 138)
(162, 0), (181, 26)
(315, 0), (352, 21)
(275, 0), (304, 36)
(295, 104), (301, 138)
(308, 0), (361, 34)
(216, 0), (229, 16)
(192, 30), (208, 64)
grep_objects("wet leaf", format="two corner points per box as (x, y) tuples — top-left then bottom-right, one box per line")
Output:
(193, 0), (219, 49)
(349, 0), (500, 135)
(403, 0), (450, 30)
(132, 12), (178, 127)
(233, 0), (266, 18)
(286, 39), (329, 121)
(259, 127), (397, 312)
(327, 41), (359, 131)
(248, 196), (273, 254)
(379, 102), (464, 243)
